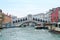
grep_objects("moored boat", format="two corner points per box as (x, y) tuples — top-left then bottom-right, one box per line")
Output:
(50, 22), (60, 33)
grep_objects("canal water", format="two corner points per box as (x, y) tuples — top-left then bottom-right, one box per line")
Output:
(0, 27), (60, 40)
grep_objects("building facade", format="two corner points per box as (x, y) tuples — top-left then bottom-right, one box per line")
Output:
(0, 9), (4, 29)
(33, 13), (46, 20)
(3, 14), (12, 28)
(51, 7), (59, 23)
(58, 7), (60, 22)
(11, 16), (18, 27)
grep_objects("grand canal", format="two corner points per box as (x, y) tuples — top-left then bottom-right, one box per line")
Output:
(0, 27), (60, 40)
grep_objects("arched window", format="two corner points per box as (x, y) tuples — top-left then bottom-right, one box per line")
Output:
(26, 18), (27, 20)
(38, 19), (40, 21)
(13, 21), (15, 24)
(21, 19), (22, 22)
(40, 19), (42, 22)
(23, 18), (25, 21)
(36, 18), (37, 21)
(16, 20), (17, 23)
(45, 21), (46, 22)
(18, 20), (20, 22)
(42, 20), (44, 22)
(33, 18), (35, 20)
(34, 18), (36, 20)
(46, 21), (47, 23)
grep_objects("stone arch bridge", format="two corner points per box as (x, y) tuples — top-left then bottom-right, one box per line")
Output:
(12, 16), (46, 27)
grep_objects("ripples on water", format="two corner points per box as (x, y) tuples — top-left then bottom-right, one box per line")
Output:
(0, 27), (60, 40)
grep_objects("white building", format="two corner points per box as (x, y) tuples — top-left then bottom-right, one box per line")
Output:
(45, 10), (52, 23)
(33, 13), (47, 22)
(11, 16), (18, 27)
(33, 13), (45, 19)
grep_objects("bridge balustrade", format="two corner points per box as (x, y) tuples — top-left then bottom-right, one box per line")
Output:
(12, 17), (46, 27)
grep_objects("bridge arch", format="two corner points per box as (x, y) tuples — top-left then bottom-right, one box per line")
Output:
(19, 21), (40, 27)
(12, 16), (44, 27)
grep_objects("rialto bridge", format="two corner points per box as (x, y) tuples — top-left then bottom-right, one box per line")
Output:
(11, 15), (47, 27)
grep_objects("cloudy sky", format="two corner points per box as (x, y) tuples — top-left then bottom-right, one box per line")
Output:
(0, 0), (60, 18)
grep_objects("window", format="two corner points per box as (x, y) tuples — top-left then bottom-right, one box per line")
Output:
(42, 20), (44, 22)
(59, 24), (60, 28)
(40, 19), (42, 22)
(18, 20), (20, 22)
(21, 19), (22, 22)
(26, 18), (27, 20)
(33, 18), (34, 20)
(23, 19), (25, 21)
(34, 18), (35, 20)
(55, 24), (58, 27)
(36, 18), (37, 21)
(13, 21), (15, 24)
(16, 20), (17, 23)
(45, 21), (47, 22)
(38, 19), (40, 21)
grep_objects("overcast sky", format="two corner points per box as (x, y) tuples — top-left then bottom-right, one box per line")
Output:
(0, 0), (60, 18)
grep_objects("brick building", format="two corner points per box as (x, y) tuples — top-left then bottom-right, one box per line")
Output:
(51, 7), (59, 23)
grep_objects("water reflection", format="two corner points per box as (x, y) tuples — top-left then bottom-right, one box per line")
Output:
(0, 27), (60, 40)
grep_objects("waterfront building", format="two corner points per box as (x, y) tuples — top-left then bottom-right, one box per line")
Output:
(11, 16), (18, 27)
(33, 13), (46, 21)
(45, 10), (52, 23)
(33, 13), (48, 28)
(51, 8), (59, 23)
(0, 9), (4, 29)
(0, 9), (12, 28)
(2, 13), (12, 28)
(44, 10), (52, 29)
(48, 7), (60, 33)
